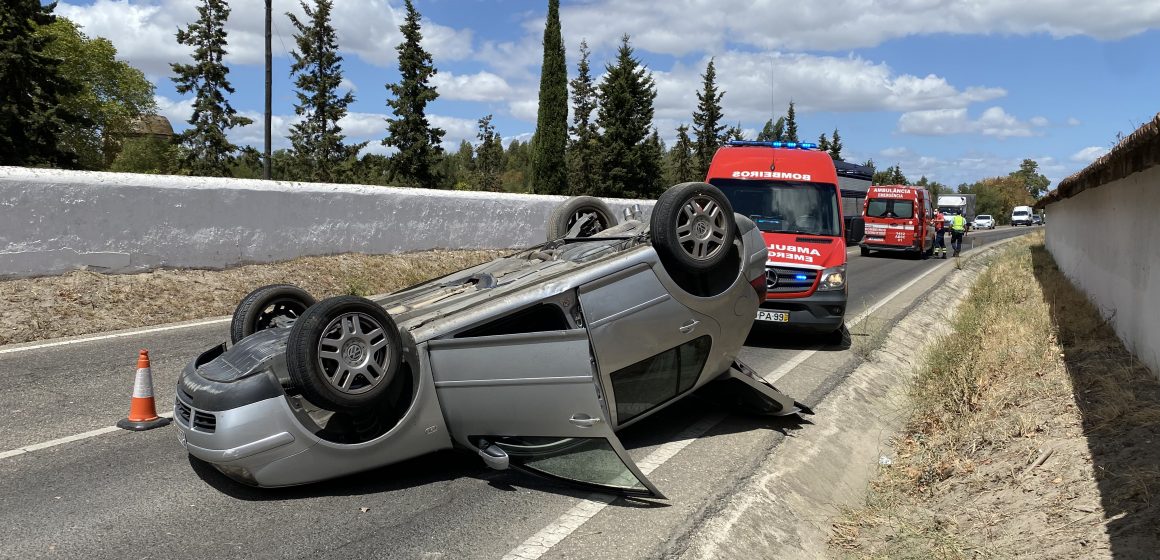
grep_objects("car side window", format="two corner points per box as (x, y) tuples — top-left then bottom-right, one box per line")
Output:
(609, 336), (711, 423)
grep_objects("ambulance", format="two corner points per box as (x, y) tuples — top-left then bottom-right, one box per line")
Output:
(859, 185), (936, 257)
(705, 141), (847, 336)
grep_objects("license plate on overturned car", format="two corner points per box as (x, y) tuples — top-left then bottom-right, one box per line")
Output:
(756, 310), (790, 322)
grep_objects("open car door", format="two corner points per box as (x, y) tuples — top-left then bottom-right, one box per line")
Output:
(427, 329), (664, 498)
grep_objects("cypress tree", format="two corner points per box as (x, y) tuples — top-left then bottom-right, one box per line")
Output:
(829, 127), (843, 161)
(474, 114), (503, 192)
(170, 0), (252, 176)
(567, 40), (599, 196)
(595, 35), (657, 199)
(643, 129), (665, 198)
(785, 100), (799, 142)
(0, 1), (85, 167)
(817, 132), (830, 152)
(772, 117), (786, 141)
(756, 119), (776, 142)
(287, 0), (364, 182)
(383, 0), (445, 188)
(692, 58), (725, 178)
(531, 0), (568, 195)
(667, 124), (695, 185)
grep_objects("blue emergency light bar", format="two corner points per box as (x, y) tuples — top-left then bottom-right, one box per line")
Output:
(726, 140), (818, 150)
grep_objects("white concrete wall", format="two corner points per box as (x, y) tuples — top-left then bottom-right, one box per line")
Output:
(0, 167), (652, 278)
(1045, 165), (1160, 377)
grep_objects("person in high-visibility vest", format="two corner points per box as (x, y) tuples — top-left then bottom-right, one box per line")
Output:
(950, 213), (967, 256)
(933, 210), (947, 258)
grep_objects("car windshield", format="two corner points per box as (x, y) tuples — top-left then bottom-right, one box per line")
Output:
(711, 179), (841, 236)
(865, 198), (914, 219)
(977, 215), (992, 220)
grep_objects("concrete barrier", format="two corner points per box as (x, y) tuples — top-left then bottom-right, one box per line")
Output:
(1039, 114), (1160, 377)
(0, 167), (652, 278)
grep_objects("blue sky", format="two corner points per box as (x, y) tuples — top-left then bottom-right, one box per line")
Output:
(55, 0), (1160, 188)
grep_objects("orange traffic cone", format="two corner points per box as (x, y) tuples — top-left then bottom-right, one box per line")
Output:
(117, 349), (172, 431)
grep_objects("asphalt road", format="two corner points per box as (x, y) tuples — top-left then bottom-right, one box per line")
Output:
(0, 225), (1037, 560)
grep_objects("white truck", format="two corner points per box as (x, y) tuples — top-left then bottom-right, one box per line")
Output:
(1011, 205), (1034, 226)
(937, 194), (976, 227)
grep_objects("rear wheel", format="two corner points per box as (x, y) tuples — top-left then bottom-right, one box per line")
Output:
(286, 296), (403, 412)
(547, 196), (617, 241)
(650, 182), (736, 272)
(230, 284), (316, 344)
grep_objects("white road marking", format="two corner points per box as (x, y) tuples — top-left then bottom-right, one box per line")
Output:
(0, 411), (174, 460)
(0, 318), (230, 356)
(501, 413), (725, 560)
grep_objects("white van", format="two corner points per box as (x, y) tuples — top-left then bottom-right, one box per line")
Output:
(1011, 205), (1034, 226)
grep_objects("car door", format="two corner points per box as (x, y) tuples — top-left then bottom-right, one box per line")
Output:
(577, 263), (720, 427)
(427, 328), (664, 498)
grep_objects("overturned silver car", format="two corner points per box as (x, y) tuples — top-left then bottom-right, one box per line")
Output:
(174, 183), (808, 497)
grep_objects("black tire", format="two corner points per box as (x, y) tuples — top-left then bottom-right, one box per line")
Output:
(286, 296), (403, 412)
(650, 182), (737, 272)
(860, 246), (870, 257)
(230, 284), (317, 344)
(547, 196), (617, 241)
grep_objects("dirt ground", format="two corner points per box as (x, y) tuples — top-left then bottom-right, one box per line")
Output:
(0, 250), (504, 346)
(831, 233), (1160, 559)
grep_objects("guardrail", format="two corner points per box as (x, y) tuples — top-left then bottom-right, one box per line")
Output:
(1041, 113), (1160, 378)
(0, 167), (652, 279)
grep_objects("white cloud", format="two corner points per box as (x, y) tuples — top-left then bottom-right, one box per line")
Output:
(1070, 146), (1109, 163)
(1067, 117), (1082, 126)
(897, 106), (1048, 138)
(56, 0), (474, 77)
(557, 0), (1160, 55)
(430, 71), (513, 102)
(651, 51), (1005, 125)
(865, 148), (1073, 187)
(1029, 116), (1050, 127)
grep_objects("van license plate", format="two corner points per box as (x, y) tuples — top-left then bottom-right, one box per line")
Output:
(756, 310), (790, 323)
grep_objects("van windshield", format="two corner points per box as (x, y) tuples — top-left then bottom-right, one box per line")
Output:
(866, 199), (914, 219)
(1013, 210), (1029, 217)
(710, 179), (841, 237)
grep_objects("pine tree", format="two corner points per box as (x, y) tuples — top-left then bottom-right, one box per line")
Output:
(287, 0), (364, 182)
(0, 1), (85, 167)
(667, 124), (695, 185)
(383, 0), (445, 188)
(170, 0), (252, 176)
(772, 117), (786, 141)
(692, 58), (725, 177)
(474, 114), (503, 192)
(828, 127), (843, 161)
(756, 119), (775, 142)
(785, 100), (798, 142)
(530, 0), (568, 195)
(816, 133), (830, 152)
(567, 40), (599, 196)
(595, 35), (657, 199)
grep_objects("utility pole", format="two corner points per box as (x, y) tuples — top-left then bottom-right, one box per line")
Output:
(263, 0), (272, 179)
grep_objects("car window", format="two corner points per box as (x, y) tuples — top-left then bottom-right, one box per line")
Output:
(609, 336), (711, 423)
(491, 437), (648, 492)
(865, 199), (914, 219)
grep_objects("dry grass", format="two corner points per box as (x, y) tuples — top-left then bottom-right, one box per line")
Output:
(831, 231), (1160, 559)
(0, 250), (504, 346)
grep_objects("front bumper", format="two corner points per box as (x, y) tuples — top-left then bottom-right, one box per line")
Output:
(757, 288), (846, 333)
(174, 343), (452, 487)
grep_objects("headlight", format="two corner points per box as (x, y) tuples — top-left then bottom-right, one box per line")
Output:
(818, 265), (846, 291)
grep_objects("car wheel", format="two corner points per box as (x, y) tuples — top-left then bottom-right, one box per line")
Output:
(287, 296), (403, 412)
(230, 284), (317, 344)
(547, 196), (617, 241)
(650, 182), (737, 272)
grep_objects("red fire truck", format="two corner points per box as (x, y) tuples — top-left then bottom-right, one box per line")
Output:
(705, 141), (847, 336)
(859, 185), (936, 258)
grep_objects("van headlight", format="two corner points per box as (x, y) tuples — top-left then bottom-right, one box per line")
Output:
(818, 265), (846, 291)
